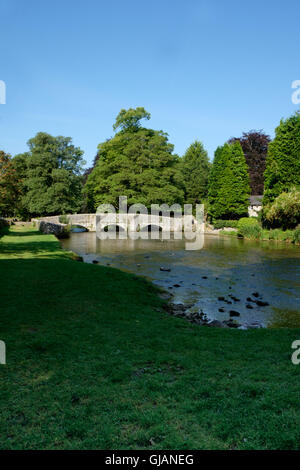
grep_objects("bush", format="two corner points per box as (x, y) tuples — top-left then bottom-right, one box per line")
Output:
(0, 218), (9, 229)
(213, 220), (239, 230)
(59, 214), (70, 224)
(263, 187), (300, 229)
(292, 225), (300, 244)
(237, 217), (262, 239)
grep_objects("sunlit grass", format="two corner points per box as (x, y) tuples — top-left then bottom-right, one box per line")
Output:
(0, 225), (300, 450)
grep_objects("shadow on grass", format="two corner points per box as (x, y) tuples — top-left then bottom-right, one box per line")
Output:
(0, 240), (62, 256)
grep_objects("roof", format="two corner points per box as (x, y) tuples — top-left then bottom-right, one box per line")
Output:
(249, 195), (263, 206)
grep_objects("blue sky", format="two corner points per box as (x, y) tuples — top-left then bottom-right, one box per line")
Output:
(0, 0), (299, 167)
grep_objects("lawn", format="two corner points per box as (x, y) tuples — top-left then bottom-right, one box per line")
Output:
(0, 225), (300, 450)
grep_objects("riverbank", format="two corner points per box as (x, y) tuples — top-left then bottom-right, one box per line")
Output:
(0, 225), (300, 449)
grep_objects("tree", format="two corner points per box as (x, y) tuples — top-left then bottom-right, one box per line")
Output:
(208, 142), (250, 220)
(84, 108), (184, 210)
(229, 130), (271, 195)
(18, 133), (85, 216)
(207, 145), (227, 216)
(181, 141), (211, 205)
(113, 107), (151, 132)
(262, 187), (300, 230)
(264, 112), (300, 204)
(0, 151), (22, 217)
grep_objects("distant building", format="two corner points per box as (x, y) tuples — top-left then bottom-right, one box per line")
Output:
(248, 196), (263, 217)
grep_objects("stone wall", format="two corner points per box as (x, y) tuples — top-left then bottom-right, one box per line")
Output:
(32, 219), (66, 237)
(34, 214), (96, 231)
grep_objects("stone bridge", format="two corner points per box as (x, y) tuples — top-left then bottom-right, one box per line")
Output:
(34, 213), (197, 233)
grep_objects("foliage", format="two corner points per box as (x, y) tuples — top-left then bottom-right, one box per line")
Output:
(222, 219), (299, 244)
(229, 130), (271, 195)
(113, 107), (151, 132)
(59, 214), (70, 224)
(237, 217), (262, 239)
(292, 225), (300, 244)
(0, 151), (22, 217)
(181, 141), (211, 205)
(0, 217), (9, 229)
(85, 108), (184, 210)
(17, 133), (85, 216)
(262, 187), (300, 230)
(1, 225), (300, 449)
(264, 112), (300, 204)
(208, 142), (251, 220)
(213, 220), (239, 230)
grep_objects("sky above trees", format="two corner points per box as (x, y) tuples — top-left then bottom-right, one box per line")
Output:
(0, 0), (300, 166)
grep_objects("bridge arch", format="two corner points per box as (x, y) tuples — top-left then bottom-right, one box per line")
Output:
(140, 224), (163, 232)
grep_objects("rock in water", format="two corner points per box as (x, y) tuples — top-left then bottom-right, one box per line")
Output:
(229, 310), (241, 317)
(256, 300), (269, 307)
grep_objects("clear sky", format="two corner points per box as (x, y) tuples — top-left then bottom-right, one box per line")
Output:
(0, 0), (299, 167)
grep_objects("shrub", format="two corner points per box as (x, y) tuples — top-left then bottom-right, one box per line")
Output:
(213, 220), (239, 229)
(59, 214), (70, 224)
(0, 218), (9, 229)
(56, 225), (71, 239)
(237, 217), (262, 239)
(292, 225), (300, 244)
(263, 188), (300, 229)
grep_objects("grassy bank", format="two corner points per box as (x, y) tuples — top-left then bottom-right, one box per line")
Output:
(216, 219), (300, 244)
(0, 225), (300, 450)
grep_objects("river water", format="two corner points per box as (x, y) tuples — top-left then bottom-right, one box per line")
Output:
(61, 232), (300, 328)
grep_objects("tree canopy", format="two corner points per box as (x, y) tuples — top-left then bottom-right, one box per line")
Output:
(113, 107), (151, 132)
(16, 132), (85, 216)
(264, 112), (300, 204)
(208, 142), (250, 220)
(181, 141), (211, 205)
(229, 130), (271, 195)
(85, 108), (184, 210)
(0, 151), (22, 217)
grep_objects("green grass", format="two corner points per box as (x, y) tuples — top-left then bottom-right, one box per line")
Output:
(0, 225), (300, 450)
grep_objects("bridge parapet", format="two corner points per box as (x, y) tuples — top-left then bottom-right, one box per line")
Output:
(34, 213), (195, 233)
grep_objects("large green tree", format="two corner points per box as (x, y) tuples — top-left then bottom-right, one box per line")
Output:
(264, 112), (300, 204)
(17, 133), (85, 216)
(208, 142), (250, 220)
(85, 108), (184, 210)
(0, 151), (22, 217)
(181, 141), (211, 205)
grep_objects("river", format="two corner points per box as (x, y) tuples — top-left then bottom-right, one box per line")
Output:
(61, 232), (300, 328)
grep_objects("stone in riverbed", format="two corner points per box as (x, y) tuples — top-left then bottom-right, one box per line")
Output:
(223, 319), (241, 329)
(205, 320), (228, 328)
(256, 300), (269, 307)
(246, 304), (254, 309)
(160, 267), (171, 272)
(92, 260), (99, 264)
(229, 310), (240, 317)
